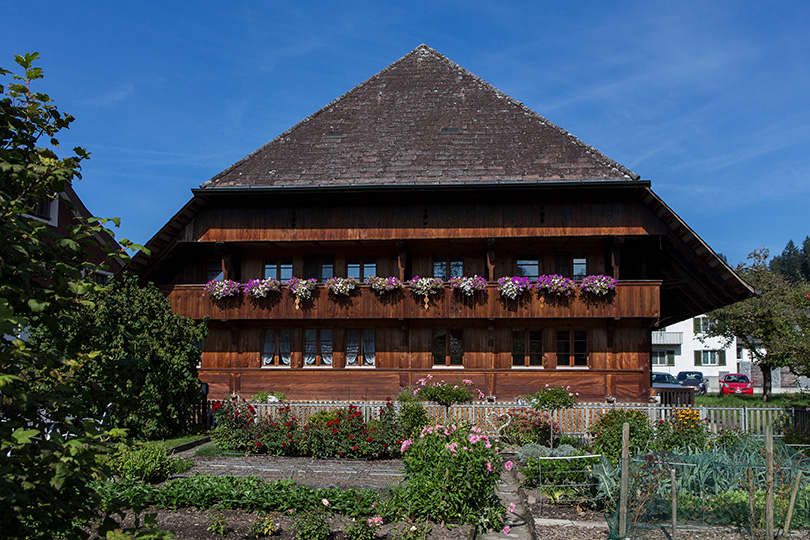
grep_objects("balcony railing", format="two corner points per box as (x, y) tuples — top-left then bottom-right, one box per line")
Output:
(651, 331), (684, 345)
(161, 281), (660, 320)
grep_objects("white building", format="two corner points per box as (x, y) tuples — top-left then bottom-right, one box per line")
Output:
(652, 316), (803, 393)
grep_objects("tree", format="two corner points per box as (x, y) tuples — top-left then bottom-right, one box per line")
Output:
(0, 53), (137, 538)
(33, 276), (208, 440)
(707, 249), (810, 402)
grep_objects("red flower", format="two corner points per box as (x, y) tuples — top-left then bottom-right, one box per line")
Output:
(349, 435), (354, 439)
(338, 451), (343, 456)
(211, 402), (222, 411)
(367, 437), (373, 442)
(282, 443), (287, 447)
(353, 445), (358, 451)
(287, 433), (292, 438)
(285, 422), (292, 427)
(332, 429), (338, 434)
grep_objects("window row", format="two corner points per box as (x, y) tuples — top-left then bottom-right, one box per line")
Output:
(208, 253), (592, 282)
(259, 328), (589, 369)
(651, 349), (727, 367)
(263, 328), (375, 367)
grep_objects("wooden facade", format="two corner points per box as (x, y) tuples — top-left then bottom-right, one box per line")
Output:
(130, 46), (752, 401)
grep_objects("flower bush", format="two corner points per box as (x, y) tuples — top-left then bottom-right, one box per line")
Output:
(580, 274), (618, 296)
(303, 402), (399, 459)
(497, 407), (556, 447)
(382, 424), (504, 533)
(496, 276), (532, 299)
(589, 408), (654, 464)
(654, 407), (710, 452)
(211, 396), (258, 452)
(524, 384), (579, 411)
(325, 276), (360, 296)
(408, 275), (444, 297)
(536, 274), (576, 297)
(286, 276), (318, 301)
(204, 279), (241, 299)
(242, 277), (281, 299)
(448, 275), (487, 296)
(366, 275), (404, 294)
(412, 376), (485, 407)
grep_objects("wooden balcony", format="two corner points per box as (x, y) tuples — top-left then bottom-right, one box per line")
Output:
(161, 281), (660, 320)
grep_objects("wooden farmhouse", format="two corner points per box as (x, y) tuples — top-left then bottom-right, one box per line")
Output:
(130, 45), (752, 402)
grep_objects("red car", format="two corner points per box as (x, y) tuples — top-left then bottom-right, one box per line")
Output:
(720, 373), (754, 395)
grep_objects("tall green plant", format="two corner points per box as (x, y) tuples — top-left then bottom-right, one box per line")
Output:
(0, 53), (139, 539)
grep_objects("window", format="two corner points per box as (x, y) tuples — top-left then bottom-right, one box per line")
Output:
(516, 255), (539, 280)
(652, 350), (675, 366)
(556, 253), (587, 279)
(557, 329), (588, 367)
(433, 328), (463, 366)
(433, 256), (463, 280)
(346, 329), (375, 367)
(347, 256), (376, 280)
(33, 198), (53, 220)
(695, 350), (726, 367)
(693, 316), (711, 334)
(262, 329), (292, 367)
(512, 329), (543, 367)
(207, 259), (224, 281)
(265, 259), (293, 281)
(304, 255), (334, 282)
(304, 329), (333, 367)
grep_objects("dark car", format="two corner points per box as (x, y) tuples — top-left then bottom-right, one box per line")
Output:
(677, 371), (707, 395)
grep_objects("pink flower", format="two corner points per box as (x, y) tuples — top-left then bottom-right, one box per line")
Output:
(508, 502), (516, 514)
(503, 525), (511, 534)
(322, 498), (330, 507)
(368, 516), (383, 527)
(486, 460), (493, 472)
(400, 439), (413, 453)
(288, 509), (294, 514)
(504, 460), (514, 471)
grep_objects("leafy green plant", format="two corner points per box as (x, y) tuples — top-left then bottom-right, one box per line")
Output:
(398, 402), (428, 439)
(654, 407), (710, 452)
(498, 407), (554, 446)
(590, 409), (653, 464)
(291, 510), (330, 540)
(303, 404), (396, 459)
(109, 443), (193, 483)
(247, 514), (278, 538)
(392, 521), (432, 540)
(524, 384), (579, 446)
(345, 516), (382, 540)
(411, 376), (484, 407)
(384, 424), (503, 533)
(207, 509), (229, 535)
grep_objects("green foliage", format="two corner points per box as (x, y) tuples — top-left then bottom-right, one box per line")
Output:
(0, 53), (138, 539)
(303, 403), (396, 459)
(410, 376), (484, 407)
(518, 444), (598, 493)
(108, 443), (193, 483)
(247, 514), (278, 538)
(345, 517), (381, 540)
(291, 510), (330, 540)
(399, 402), (428, 439)
(96, 475), (380, 517)
(524, 384), (579, 410)
(707, 249), (810, 401)
(589, 409), (653, 464)
(498, 407), (554, 446)
(31, 275), (208, 440)
(653, 407), (711, 452)
(392, 521), (432, 540)
(250, 390), (287, 403)
(103, 514), (175, 539)
(207, 509), (229, 535)
(383, 424), (503, 533)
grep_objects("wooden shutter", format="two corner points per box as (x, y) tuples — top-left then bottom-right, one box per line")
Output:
(718, 350), (726, 366)
(694, 350), (702, 366)
(693, 318), (701, 333)
(667, 351), (675, 366)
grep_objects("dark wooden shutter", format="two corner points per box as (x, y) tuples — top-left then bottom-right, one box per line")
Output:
(694, 350), (702, 366)
(667, 351), (675, 366)
(718, 350), (726, 366)
(693, 318), (701, 333)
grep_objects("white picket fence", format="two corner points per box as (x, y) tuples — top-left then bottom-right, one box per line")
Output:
(241, 401), (787, 438)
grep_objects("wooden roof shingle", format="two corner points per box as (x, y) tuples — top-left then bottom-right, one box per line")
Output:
(201, 44), (639, 190)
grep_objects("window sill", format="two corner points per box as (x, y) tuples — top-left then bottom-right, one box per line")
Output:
(555, 366), (589, 370)
(346, 365), (375, 369)
(261, 365), (292, 369)
(432, 365), (464, 369)
(303, 365), (333, 369)
(511, 366), (544, 370)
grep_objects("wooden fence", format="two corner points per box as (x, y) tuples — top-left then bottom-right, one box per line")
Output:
(212, 400), (787, 438)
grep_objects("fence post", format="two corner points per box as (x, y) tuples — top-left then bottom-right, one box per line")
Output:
(782, 470), (803, 537)
(619, 422), (629, 539)
(671, 467), (677, 540)
(766, 425), (774, 539)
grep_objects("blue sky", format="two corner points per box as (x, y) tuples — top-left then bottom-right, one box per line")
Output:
(2, 1), (808, 266)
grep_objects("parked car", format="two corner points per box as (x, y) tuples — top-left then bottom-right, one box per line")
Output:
(677, 371), (707, 395)
(719, 373), (754, 395)
(652, 372), (681, 388)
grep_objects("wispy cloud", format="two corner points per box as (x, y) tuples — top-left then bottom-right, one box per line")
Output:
(82, 82), (135, 107)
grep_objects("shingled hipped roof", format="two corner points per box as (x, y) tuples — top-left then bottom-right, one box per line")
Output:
(201, 44), (639, 189)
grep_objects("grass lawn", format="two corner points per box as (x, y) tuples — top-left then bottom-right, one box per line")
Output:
(696, 393), (809, 407)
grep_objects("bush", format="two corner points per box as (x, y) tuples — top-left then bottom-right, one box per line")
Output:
(524, 384), (579, 410)
(590, 409), (653, 463)
(109, 443), (193, 483)
(399, 402), (429, 439)
(412, 376), (485, 407)
(253, 406), (303, 456)
(498, 407), (554, 446)
(654, 407), (711, 452)
(304, 404), (395, 458)
(210, 397), (258, 452)
(383, 424), (504, 533)
(291, 510), (330, 540)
